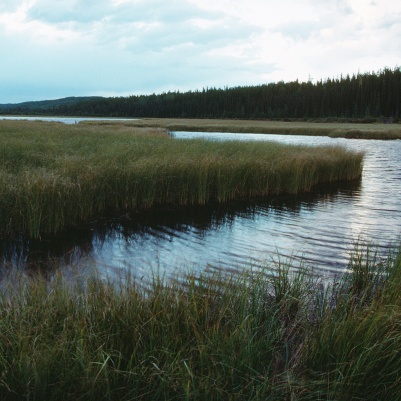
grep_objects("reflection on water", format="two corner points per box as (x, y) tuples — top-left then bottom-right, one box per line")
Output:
(1, 116), (137, 124)
(1, 179), (362, 281)
(1, 131), (401, 283)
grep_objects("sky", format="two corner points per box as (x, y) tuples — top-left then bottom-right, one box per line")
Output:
(0, 0), (400, 104)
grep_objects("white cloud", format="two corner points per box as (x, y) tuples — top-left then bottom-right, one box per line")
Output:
(0, 0), (400, 103)
(27, 0), (115, 23)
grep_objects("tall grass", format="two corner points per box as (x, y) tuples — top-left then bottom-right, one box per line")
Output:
(108, 118), (401, 139)
(0, 120), (363, 238)
(0, 244), (400, 400)
(298, 246), (401, 401)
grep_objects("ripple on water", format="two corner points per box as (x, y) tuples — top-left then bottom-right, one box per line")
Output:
(1, 133), (400, 282)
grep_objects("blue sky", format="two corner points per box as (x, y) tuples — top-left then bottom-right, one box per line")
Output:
(1, 0), (400, 104)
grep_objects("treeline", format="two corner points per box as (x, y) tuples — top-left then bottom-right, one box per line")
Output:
(5, 67), (401, 120)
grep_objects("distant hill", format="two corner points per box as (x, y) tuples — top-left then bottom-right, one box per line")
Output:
(0, 96), (104, 114)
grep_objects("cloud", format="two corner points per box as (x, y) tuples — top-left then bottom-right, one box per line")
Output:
(27, 0), (218, 29)
(0, 1), (20, 13)
(27, 0), (115, 24)
(0, 0), (400, 103)
(22, 0), (257, 58)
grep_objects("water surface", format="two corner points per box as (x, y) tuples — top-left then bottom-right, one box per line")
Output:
(1, 116), (137, 124)
(1, 130), (400, 283)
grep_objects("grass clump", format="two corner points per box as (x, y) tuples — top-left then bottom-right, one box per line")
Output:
(1, 244), (401, 400)
(0, 120), (363, 238)
(300, 246), (401, 401)
(0, 270), (283, 400)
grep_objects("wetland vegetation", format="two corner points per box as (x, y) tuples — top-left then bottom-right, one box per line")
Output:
(98, 117), (401, 140)
(2, 118), (400, 400)
(1, 65), (400, 400)
(0, 244), (400, 400)
(0, 120), (363, 239)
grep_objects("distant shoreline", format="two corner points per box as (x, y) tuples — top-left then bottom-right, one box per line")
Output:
(87, 117), (401, 140)
(2, 116), (401, 139)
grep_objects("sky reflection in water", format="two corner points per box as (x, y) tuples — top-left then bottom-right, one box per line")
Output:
(1, 131), (400, 283)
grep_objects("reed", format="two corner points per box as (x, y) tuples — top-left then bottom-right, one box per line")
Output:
(103, 118), (401, 140)
(297, 245), (401, 401)
(0, 120), (363, 238)
(0, 243), (400, 400)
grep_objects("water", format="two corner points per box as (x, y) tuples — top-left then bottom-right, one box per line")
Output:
(1, 127), (400, 283)
(1, 116), (137, 124)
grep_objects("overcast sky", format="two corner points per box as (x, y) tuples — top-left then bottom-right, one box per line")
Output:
(1, 0), (400, 104)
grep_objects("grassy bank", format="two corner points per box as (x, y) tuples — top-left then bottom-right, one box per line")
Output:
(98, 118), (401, 139)
(0, 120), (363, 238)
(0, 244), (400, 400)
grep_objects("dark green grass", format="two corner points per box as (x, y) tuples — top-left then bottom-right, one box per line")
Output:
(0, 121), (363, 238)
(0, 244), (400, 400)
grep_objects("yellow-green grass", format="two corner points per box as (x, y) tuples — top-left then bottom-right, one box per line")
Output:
(90, 117), (401, 139)
(0, 120), (363, 238)
(0, 244), (400, 400)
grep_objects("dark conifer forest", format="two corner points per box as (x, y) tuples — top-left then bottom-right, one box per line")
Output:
(2, 67), (400, 120)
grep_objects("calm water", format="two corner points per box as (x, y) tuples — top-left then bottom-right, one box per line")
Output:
(1, 116), (137, 124)
(1, 128), (400, 283)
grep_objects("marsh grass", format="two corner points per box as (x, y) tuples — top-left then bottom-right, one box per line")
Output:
(299, 245), (401, 401)
(1, 244), (401, 400)
(108, 118), (401, 139)
(0, 121), (363, 238)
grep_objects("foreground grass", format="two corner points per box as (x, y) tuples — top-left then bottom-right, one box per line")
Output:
(0, 120), (363, 238)
(103, 118), (401, 139)
(1, 244), (401, 400)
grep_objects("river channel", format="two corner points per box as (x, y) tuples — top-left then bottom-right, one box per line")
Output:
(1, 121), (400, 284)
